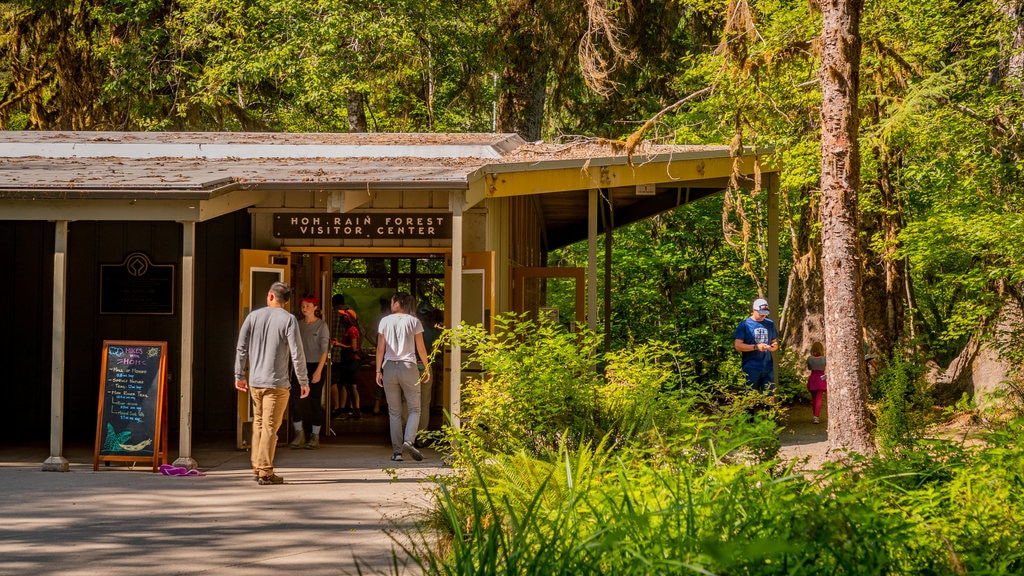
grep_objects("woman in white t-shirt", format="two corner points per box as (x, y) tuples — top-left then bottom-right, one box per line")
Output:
(375, 292), (431, 462)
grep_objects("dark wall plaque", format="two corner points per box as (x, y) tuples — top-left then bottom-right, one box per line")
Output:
(273, 212), (452, 240)
(100, 252), (175, 315)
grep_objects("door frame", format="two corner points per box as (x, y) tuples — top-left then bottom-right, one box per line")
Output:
(512, 267), (586, 328)
(237, 249), (291, 449)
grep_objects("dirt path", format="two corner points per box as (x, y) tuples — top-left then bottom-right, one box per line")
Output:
(778, 400), (831, 470)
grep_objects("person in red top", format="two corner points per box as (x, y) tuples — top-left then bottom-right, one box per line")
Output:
(332, 307), (362, 419)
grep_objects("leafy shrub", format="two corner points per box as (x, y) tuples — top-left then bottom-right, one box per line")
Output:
(438, 315), (781, 466)
(436, 315), (603, 459)
(776, 347), (810, 404)
(870, 355), (930, 453)
(411, 442), (909, 575)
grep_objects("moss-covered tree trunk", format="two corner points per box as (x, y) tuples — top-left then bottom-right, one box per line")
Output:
(780, 187), (825, 358)
(494, 0), (552, 141)
(818, 0), (875, 456)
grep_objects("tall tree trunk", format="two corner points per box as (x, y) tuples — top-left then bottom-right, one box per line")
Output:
(53, 6), (99, 129)
(860, 143), (907, 360)
(495, 58), (548, 141)
(347, 92), (367, 132)
(818, 0), (874, 456)
(780, 187), (825, 356)
(494, 0), (550, 141)
(998, 0), (1024, 92)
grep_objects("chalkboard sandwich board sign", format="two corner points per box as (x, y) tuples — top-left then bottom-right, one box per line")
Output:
(93, 341), (169, 472)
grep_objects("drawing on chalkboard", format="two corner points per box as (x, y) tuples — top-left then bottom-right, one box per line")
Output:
(119, 438), (153, 452)
(102, 423), (132, 452)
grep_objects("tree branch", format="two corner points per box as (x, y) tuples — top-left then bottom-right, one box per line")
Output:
(621, 86), (714, 157)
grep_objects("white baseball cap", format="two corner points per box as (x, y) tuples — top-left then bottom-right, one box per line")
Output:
(752, 298), (770, 316)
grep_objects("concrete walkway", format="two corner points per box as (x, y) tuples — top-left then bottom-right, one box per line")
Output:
(0, 436), (449, 576)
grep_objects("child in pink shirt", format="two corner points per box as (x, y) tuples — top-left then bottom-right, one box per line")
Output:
(806, 342), (827, 423)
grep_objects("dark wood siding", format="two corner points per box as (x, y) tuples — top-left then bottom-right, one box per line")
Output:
(0, 221), (54, 443)
(0, 212), (251, 448)
(64, 221), (183, 444)
(194, 211), (251, 436)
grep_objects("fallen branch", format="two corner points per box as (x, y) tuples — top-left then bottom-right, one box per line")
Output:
(623, 86), (714, 158)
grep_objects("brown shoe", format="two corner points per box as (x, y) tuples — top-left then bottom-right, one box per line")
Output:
(257, 473), (284, 485)
(304, 433), (320, 450)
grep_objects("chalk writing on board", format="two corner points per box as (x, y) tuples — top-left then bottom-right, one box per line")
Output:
(99, 344), (163, 457)
(94, 340), (169, 471)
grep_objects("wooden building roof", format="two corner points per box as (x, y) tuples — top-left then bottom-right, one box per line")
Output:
(0, 131), (776, 249)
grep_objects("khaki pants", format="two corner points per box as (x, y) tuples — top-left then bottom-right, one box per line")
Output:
(250, 387), (290, 476)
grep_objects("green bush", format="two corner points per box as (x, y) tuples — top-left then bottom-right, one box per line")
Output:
(438, 315), (781, 466)
(406, 419), (1024, 575)
(870, 355), (931, 454)
(436, 315), (604, 459)
(775, 348), (810, 405)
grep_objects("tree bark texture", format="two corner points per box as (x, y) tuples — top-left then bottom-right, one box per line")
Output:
(860, 143), (907, 361)
(494, 0), (550, 141)
(818, 0), (875, 456)
(347, 92), (367, 133)
(998, 0), (1024, 91)
(780, 187), (825, 358)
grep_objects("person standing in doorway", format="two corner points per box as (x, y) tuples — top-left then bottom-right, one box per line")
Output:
(290, 295), (329, 449)
(415, 303), (440, 439)
(333, 308), (362, 419)
(375, 292), (431, 462)
(733, 297), (779, 396)
(806, 341), (827, 423)
(328, 294), (348, 418)
(234, 281), (309, 485)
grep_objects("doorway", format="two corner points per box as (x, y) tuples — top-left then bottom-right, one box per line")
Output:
(289, 252), (447, 445)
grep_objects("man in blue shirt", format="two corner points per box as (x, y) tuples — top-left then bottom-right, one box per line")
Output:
(733, 298), (779, 395)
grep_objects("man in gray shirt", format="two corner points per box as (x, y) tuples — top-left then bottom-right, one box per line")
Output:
(235, 281), (309, 485)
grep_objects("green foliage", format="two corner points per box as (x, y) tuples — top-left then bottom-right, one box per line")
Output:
(408, 416), (1024, 575)
(0, 0), (497, 131)
(170, 0), (494, 131)
(550, 195), (763, 383)
(438, 315), (782, 467)
(437, 315), (603, 459)
(834, 423), (1024, 573)
(897, 210), (1024, 363)
(870, 354), (931, 454)
(771, 351), (805, 404)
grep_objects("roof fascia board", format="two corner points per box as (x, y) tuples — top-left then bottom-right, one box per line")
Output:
(234, 180), (468, 192)
(489, 147), (776, 175)
(482, 153), (764, 198)
(0, 199), (199, 221)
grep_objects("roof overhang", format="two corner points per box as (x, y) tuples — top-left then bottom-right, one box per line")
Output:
(468, 144), (779, 249)
(0, 132), (777, 248)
